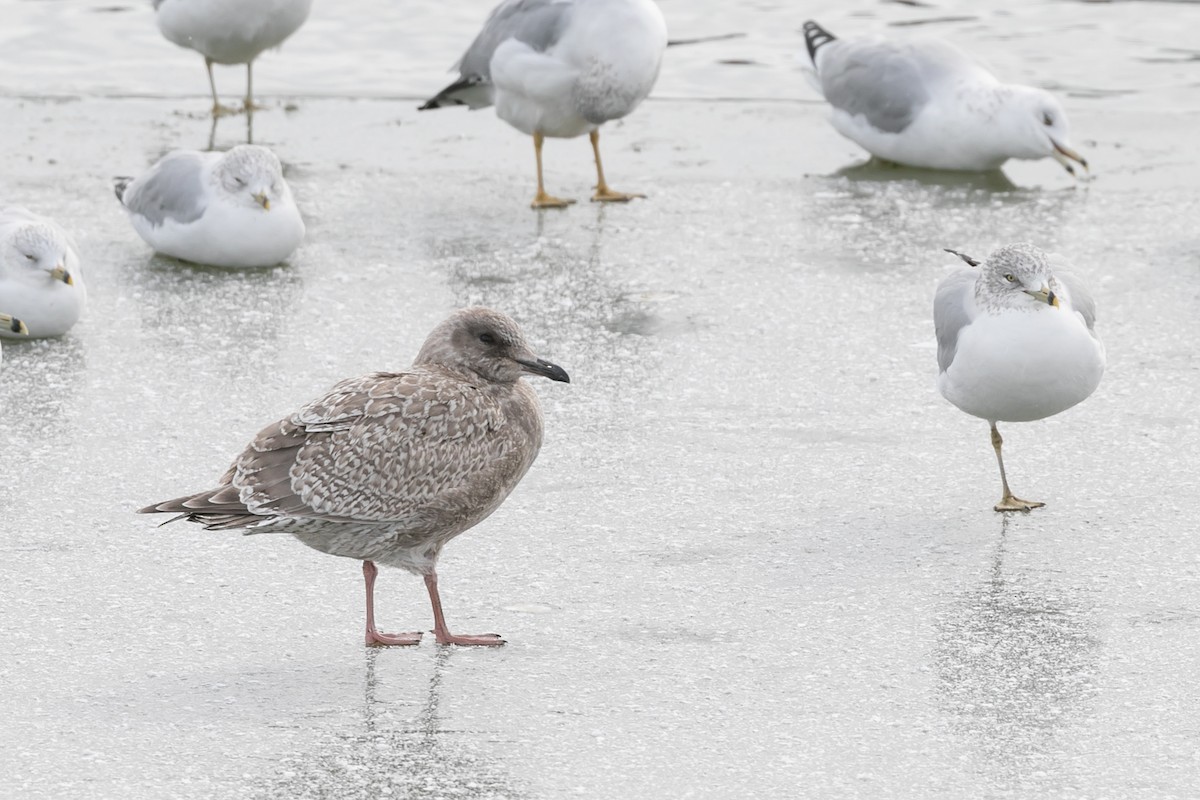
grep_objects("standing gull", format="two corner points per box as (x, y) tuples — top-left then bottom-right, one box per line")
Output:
(154, 0), (314, 116)
(802, 21), (1088, 174)
(140, 308), (571, 646)
(934, 243), (1105, 511)
(420, 0), (668, 209)
(115, 144), (305, 269)
(0, 208), (86, 338)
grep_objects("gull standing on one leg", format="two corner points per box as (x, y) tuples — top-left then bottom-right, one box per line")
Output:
(801, 20), (1088, 175)
(420, 0), (668, 209)
(934, 244), (1105, 511)
(154, 0), (314, 117)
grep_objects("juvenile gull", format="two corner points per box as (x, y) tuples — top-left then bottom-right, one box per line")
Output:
(140, 308), (571, 646)
(154, 0), (313, 116)
(802, 21), (1088, 174)
(934, 243), (1105, 511)
(115, 145), (305, 269)
(420, 0), (668, 209)
(0, 208), (86, 338)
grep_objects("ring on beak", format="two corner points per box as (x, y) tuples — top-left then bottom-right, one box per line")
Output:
(1051, 139), (1088, 176)
(1024, 287), (1059, 307)
(0, 313), (28, 335)
(50, 265), (73, 286)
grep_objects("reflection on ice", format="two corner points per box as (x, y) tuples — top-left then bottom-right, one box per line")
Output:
(259, 649), (524, 800)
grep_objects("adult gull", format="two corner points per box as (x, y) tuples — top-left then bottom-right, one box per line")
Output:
(0, 208), (86, 338)
(115, 144), (305, 269)
(154, 0), (314, 116)
(140, 308), (571, 646)
(803, 21), (1088, 174)
(420, 0), (668, 209)
(934, 243), (1104, 511)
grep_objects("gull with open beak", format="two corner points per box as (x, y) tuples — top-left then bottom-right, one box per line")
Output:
(0, 207), (87, 338)
(115, 144), (304, 268)
(803, 21), (1089, 175)
(934, 243), (1105, 511)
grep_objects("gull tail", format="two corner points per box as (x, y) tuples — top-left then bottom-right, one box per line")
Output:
(112, 176), (133, 204)
(802, 21), (837, 65)
(418, 76), (493, 111)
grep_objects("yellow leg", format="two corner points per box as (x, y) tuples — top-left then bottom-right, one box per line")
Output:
(206, 58), (240, 118)
(990, 422), (1045, 512)
(531, 133), (575, 209)
(590, 129), (645, 203)
(243, 61), (268, 113)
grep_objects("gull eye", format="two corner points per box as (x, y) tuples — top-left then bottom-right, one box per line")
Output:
(234, 177), (246, 186)
(1042, 112), (1053, 126)
(25, 253), (36, 261)
(478, 332), (497, 345)
(1003, 273), (1016, 283)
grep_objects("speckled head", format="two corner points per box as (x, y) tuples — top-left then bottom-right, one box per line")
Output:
(1, 220), (76, 287)
(981, 242), (1060, 307)
(215, 145), (286, 209)
(415, 307), (571, 385)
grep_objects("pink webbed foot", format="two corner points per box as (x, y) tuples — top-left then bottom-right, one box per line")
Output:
(433, 632), (505, 647)
(366, 628), (423, 647)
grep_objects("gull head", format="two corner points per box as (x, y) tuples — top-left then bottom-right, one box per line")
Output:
(1007, 87), (1088, 175)
(216, 145), (287, 211)
(981, 242), (1061, 309)
(1, 220), (77, 288)
(416, 307), (571, 386)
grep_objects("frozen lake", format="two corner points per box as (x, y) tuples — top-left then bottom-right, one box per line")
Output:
(2, 1), (1200, 798)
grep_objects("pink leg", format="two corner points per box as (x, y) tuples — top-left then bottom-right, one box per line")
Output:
(363, 561), (422, 646)
(424, 570), (505, 646)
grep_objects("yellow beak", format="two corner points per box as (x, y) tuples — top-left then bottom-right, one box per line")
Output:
(1024, 287), (1060, 307)
(50, 264), (73, 286)
(253, 192), (270, 211)
(0, 313), (29, 335)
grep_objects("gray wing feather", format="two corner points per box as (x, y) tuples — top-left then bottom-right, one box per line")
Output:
(458, 0), (575, 79)
(816, 38), (978, 134)
(119, 151), (209, 227)
(140, 369), (519, 530)
(934, 266), (978, 373)
(1054, 270), (1098, 334)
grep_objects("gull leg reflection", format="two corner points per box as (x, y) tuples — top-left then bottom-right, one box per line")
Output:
(934, 516), (1100, 788)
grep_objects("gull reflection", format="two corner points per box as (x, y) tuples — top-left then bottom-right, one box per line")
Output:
(262, 648), (524, 799)
(934, 517), (1101, 780)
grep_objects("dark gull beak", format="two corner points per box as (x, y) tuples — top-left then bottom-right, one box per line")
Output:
(50, 264), (73, 285)
(0, 313), (28, 335)
(515, 357), (570, 383)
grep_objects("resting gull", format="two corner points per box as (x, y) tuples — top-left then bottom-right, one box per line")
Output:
(934, 243), (1105, 511)
(154, 0), (314, 116)
(420, 0), (668, 209)
(0, 207), (86, 338)
(114, 144), (305, 269)
(802, 21), (1088, 174)
(140, 307), (571, 646)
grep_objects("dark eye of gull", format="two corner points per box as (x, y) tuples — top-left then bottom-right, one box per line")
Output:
(478, 332), (497, 345)
(1042, 112), (1053, 126)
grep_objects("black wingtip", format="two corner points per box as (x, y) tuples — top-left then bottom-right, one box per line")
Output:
(802, 21), (837, 63)
(944, 248), (981, 267)
(113, 176), (132, 204)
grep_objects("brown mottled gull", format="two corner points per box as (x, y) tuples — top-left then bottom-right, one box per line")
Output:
(140, 307), (570, 646)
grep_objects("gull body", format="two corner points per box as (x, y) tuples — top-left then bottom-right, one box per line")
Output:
(421, 0), (668, 208)
(0, 208), (85, 338)
(140, 308), (571, 646)
(154, 0), (314, 115)
(934, 243), (1104, 510)
(115, 145), (305, 269)
(803, 21), (1087, 174)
